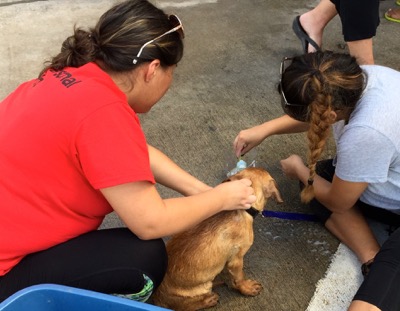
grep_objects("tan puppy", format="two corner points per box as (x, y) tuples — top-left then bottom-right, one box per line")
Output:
(152, 167), (283, 311)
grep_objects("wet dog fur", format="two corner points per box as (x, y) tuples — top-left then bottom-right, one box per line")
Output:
(152, 167), (283, 311)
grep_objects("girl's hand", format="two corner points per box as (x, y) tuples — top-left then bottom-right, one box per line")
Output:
(234, 116), (310, 158)
(233, 125), (266, 157)
(280, 155), (307, 180)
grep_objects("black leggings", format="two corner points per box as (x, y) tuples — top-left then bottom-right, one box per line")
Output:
(0, 228), (167, 303)
(310, 159), (400, 311)
(354, 228), (400, 311)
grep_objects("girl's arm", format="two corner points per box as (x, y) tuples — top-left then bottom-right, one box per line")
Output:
(280, 154), (368, 212)
(234, 115), (309, 157)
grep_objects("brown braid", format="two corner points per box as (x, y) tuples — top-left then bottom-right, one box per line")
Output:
(301, 92), (333, 203)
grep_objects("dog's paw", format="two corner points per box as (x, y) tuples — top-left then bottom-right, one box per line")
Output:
(202, 292), (220, 308)
(236, 279), (263, 296)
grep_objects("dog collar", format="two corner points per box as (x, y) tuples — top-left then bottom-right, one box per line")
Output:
(246, 206), (259, 218)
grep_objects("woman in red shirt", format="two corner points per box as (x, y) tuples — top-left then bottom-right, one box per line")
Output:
(0, 0), (256, 303)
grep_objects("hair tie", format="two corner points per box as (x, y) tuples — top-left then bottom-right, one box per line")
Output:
(307, 178), (314, 186)
(311, 68), (320, 75)
(311, 69), (325, 83)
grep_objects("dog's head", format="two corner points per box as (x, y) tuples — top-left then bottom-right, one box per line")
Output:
(227, 167), (283, 212)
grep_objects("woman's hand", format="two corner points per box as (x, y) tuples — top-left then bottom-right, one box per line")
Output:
(214, 178), (257, 211)
(280, 154), (308, 181)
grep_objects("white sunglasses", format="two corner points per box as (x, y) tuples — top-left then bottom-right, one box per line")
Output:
(133, 14), (184, 64)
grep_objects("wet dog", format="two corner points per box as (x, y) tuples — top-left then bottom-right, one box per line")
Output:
(152, 167), (283, 311)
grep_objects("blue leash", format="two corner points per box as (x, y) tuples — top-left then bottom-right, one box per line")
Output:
(262, 210), (319, 222)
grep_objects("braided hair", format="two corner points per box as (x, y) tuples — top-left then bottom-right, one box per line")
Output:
(281, 51), (365, 203)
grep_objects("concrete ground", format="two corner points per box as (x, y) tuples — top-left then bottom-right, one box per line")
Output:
(1, 0), (399, 310)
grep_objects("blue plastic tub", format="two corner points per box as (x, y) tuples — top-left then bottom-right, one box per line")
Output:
(0, 284), (171, 311)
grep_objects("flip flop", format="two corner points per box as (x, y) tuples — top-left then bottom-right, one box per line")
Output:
(385, 8), (400, 23)
(397, 0), (400, 6)
(292, 15), (320, 54)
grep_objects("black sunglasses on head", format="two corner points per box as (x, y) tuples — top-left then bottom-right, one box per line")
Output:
(279, 57), (309, 122)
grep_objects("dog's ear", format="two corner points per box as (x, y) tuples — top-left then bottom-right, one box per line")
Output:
(264, 179), (283, 203)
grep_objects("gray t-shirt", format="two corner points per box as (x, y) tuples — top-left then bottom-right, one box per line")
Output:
(332, 65), (400, 212)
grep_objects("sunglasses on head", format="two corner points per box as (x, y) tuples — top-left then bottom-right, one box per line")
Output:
(133, 14), (184, 65)
(279, 57), (309, 122)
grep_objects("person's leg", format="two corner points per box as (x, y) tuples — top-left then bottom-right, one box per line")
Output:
(347, 39), (374, 65)
(296, 0), (338, 52)
(336, 0), (380, 64)
(348, 300), (381, 311)
(349, 228), (400, 311)
(309, 160), (380, 265)
(325, 208), (380, 264)
(0, 228), (167, 303)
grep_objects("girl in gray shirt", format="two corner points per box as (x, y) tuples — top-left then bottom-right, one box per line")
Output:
(234, 51), (400, 311)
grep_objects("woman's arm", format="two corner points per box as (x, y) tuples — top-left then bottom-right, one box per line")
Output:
(234, 115), (309, 157)
(100, 178), (256, 240)
(148, 144), (211, 196)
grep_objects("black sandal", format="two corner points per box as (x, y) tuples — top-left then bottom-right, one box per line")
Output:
(292, 16), (321, 54)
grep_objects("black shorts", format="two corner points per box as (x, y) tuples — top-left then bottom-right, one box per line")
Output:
(355, 227), (400, 311)
(330, 0), (380, 41)
(0, 228), (167, 303)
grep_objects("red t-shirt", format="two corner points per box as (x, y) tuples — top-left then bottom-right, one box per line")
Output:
(0, 63), (155, 275)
